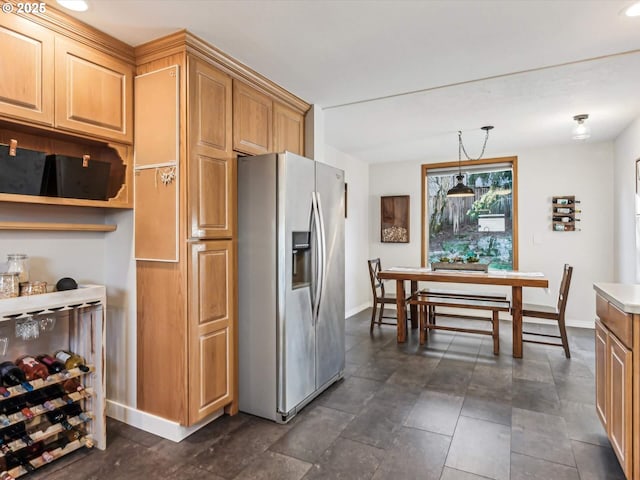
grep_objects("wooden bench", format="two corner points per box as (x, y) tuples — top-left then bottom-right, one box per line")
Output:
(418, 288), (508, 322)
(409, 292), (511, 354)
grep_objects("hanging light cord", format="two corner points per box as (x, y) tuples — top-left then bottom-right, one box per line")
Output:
(458, 127), (492, 161)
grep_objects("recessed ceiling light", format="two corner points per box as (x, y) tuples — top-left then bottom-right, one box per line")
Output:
(56, 0), (89, 12)
(623, 1), (640, 16)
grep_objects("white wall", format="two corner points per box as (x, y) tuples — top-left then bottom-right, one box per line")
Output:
(369, 142), (615, 327)
(0, 204), (136, 407)
(613, 115), (640, 284)
(324, 145), (371, 316)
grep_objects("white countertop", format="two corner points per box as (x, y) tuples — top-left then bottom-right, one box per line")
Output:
(593, 282), (640, 314)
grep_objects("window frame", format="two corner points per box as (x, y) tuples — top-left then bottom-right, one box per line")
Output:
(420, 156), (519, 269)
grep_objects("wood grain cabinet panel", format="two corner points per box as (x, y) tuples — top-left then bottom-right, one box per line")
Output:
(188, 57), (234, 239)
(273, 102), (304, 155)
(55, 36), (133, 143)
(189, 153), (235, 239)
(595, 295), (635, 479)
(188, 56), (232, 158)
(233, 80), (272, 155)
(0, 14), (54, 125)
(595, 319), (608, 428)
(189, 240), (235, 424)
(609, 332), (632, 477)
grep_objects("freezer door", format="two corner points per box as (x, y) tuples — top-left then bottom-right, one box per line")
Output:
(315, 162), (345, 388)
(277, 153), (317, 414)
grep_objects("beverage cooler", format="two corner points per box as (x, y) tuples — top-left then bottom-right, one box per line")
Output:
(0, 286), (106, 478)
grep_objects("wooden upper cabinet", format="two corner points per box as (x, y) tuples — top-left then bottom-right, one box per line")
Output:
(188, 57), (234, 239)
(55, 36), (133, 144)
(233, 80), (272, 155)
(188, 56), (232, 158)
(0, 14), (54, 126)
(273, 102), (304, 155)
(188, 240), (235, 424)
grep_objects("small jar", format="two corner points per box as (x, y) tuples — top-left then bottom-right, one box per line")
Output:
(19, 281), (47, 296)
(6, 254), (29, 283)
(0, 272), (19, 299)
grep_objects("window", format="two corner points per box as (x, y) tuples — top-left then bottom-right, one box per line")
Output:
(421, 157), (518, 270)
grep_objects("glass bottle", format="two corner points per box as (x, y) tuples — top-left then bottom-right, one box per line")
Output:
(36, 354), (68, 376)
(54, 350), (90, 373)
(15, 356), (49, 381)
(6, 254), (28, 284)
(0, 361), (33, 392)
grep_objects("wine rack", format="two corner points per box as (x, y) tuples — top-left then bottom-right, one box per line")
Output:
(552, 195), (581, 232)
(0, 286), (105, 477)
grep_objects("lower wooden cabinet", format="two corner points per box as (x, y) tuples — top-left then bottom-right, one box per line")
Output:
(595, 293), (636, 479)
(188, 240), (236, 424)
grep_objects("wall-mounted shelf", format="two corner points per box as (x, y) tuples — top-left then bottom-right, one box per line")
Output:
(552, 195), (581, 231)
(0, 222), (116, 232)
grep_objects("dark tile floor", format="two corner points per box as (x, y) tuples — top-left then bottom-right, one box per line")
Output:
(30, 309), (624, 479)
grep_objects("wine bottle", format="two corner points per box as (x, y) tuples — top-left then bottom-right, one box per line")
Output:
(54, 350), (90, 373)
(15, 356), (49, 382)
(0, 386), (10, 398)
(0, 362), (33, 392)
(62, 377), (84, 393)
(1, 422), (33, 446)
(36, 354), (68, 377)
(45, 409), (73, 431)
(555, 207), (572, 214)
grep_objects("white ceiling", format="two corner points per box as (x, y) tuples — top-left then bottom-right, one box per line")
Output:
(64, 0), (640, 163)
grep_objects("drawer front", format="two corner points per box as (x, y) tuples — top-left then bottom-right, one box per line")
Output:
(596, 294), (608, 320)
(596, 295), (632, 349)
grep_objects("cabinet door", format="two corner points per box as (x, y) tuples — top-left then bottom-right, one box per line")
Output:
(188, 56), (232, 159)
(188, 58), (234, 239)
(233, 80), (272, 155)
(0, 14), (54, 125)
(273, 102), (304, 155)
(595, 319), (608, 428)
(55, 36), (133, 143)
(188, 240), (236, 425)
(608, 332), (632, 478)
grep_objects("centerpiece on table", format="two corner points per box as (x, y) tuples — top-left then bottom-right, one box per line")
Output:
(431, 255), (488, 272)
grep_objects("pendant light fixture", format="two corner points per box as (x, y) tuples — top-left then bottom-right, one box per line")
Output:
(572, 114), (591, 140)
(446, 126), (493, 198)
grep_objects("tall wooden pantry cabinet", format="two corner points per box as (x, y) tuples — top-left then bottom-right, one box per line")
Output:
(134, 31), (309, 426)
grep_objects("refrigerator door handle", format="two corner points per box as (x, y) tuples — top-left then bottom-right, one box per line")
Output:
(316, 191), (327, 323)
(311, 192), (323, 325)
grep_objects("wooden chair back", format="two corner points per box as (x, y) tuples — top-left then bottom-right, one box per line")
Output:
(557, 264), (573, 317)
(367, 258), (385, 300)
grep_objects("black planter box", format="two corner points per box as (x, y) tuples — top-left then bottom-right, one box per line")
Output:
(0, 144), (47, 196)
(41, 155), (111, 201)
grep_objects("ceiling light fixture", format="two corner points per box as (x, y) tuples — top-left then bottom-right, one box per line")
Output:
(624, 1), (640, 16)
(447, 126), (493, 198)
(572, 114), (591, 140)
(56, 0), (89, 12)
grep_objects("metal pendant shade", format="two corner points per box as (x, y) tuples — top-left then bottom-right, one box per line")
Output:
(446, 126), (493, 198)
(447, 174), (475, 197)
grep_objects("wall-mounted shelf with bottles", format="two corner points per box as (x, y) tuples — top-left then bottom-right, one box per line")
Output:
(552, 195), (581, 231)
(0, 286), (105, 477)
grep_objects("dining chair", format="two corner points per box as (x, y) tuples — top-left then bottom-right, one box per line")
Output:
(367, 258), (411, 332)
(521, 264), (573, 358)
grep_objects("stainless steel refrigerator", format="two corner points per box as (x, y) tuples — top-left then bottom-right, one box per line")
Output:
(238, 152), (345, 423)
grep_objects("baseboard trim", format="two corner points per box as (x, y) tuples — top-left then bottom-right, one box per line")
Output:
(346, 302), (371, 318)
(106, 399), (223, 443)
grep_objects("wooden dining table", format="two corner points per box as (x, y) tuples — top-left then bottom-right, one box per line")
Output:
(377, 267), (549, 358)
